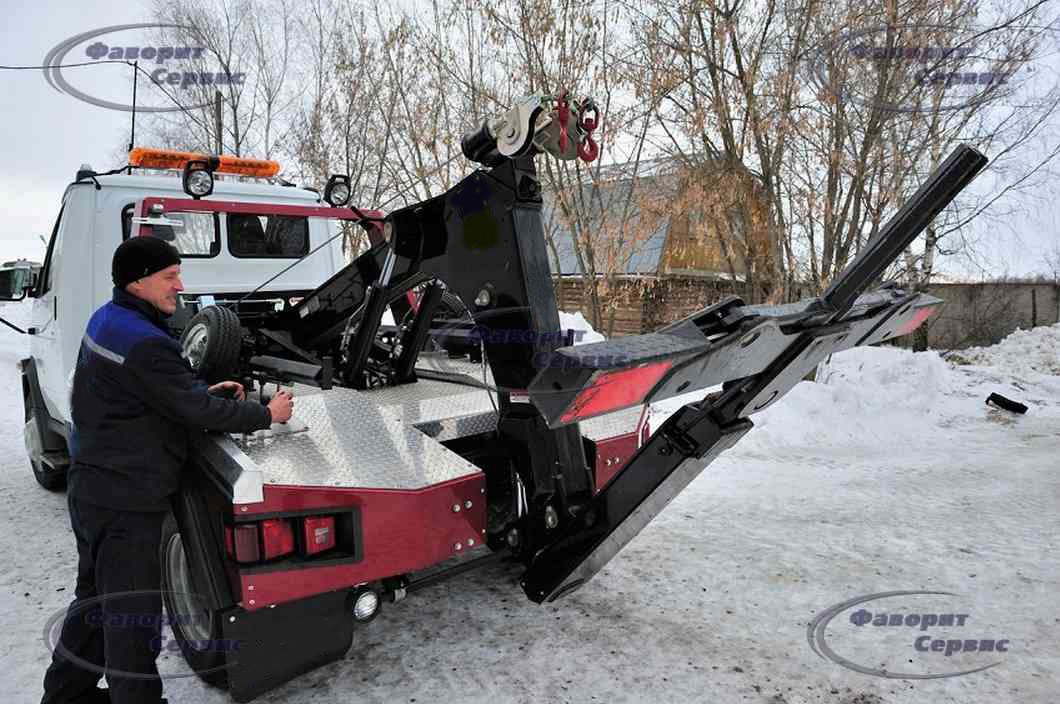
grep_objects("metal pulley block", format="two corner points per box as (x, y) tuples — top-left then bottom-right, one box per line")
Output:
(461, 92), (600, 165)
(493, 95), (548, 158)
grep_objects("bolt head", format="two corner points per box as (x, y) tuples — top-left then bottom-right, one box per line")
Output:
(452, 504), (461, 513)
(454, 542), (463, 551)
(464, 500), (473, 509)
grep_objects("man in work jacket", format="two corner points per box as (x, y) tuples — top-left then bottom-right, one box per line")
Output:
(41, 236), (294, 704)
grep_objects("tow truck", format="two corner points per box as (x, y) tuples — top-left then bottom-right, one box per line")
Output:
(6, 93), (987, 701)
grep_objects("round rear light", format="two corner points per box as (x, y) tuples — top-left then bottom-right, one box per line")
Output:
(352, 589), (380, 622)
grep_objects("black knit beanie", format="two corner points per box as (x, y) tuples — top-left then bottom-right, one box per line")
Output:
(112, 236), (181, 288)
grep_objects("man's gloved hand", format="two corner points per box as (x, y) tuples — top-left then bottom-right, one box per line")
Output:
(268, 390), (294, 424)
(208, 380), (246, 400)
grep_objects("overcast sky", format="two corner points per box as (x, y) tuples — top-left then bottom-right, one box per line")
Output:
(1, 1), (1058, 278)
(1, 1), (150, 263)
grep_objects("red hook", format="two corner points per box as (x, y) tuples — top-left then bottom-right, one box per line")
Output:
(578, 132), (599, 162)
(577, 103), (600, 162)
(557, 91), (571, 153)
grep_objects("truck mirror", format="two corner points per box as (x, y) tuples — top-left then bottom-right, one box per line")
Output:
(0, 268), (28, 301)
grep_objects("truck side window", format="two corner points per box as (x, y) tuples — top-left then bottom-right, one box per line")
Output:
(228, 214), (310, 258)
(36, 205), (66, 296)
(121, 203), (220, 257)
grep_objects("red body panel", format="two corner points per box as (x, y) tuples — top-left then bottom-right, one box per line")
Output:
(235, 474), (486, 610)
(592, 432), (641, 493)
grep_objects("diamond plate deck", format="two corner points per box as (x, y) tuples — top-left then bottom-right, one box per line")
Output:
(215, 357), (643, 494)
(233, 389), (484, 489)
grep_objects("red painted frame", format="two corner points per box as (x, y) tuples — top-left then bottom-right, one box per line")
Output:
(140, 196), (384, 221)
(137, 197), (387, 245)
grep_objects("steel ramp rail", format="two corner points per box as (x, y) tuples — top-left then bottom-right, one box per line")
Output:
(520, 145), (987, 603)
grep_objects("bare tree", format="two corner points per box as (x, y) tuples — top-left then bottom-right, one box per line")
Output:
(631, 0), (1060, 304)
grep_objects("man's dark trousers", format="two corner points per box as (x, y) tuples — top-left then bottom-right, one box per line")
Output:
(41, 489), (167, 704)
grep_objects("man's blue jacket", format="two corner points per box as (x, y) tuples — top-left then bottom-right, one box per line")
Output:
(69, 288), (271, 512)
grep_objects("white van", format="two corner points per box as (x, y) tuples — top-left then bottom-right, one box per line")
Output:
(10, 150), (361, 489)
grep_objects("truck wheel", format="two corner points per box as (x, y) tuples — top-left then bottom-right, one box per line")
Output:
(181, 306), (242, 384)
(24, 393), (65, 491)
(160, 514), (229, 688)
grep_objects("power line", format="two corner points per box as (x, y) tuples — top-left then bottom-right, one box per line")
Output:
(0, 59), (214, 135)
(0, 60), (129, 70)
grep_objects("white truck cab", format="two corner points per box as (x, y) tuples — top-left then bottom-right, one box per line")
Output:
(13, 151), (356, 489)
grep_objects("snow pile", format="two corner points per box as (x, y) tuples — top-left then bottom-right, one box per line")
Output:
(558, 310), (605, 344)
(747, 346), (964, 452)
(951, 322), (1060, 376)
(651, 324), (1060, 457)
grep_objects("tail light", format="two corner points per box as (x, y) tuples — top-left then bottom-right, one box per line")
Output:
(300, 515), (336, 556)
(260, 519), (295, 560)
(225, 514), (339, 564)
(229, 524), (261, 564)
(559, 360), (674, 424)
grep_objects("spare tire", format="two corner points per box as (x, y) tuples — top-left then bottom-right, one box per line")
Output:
(180, 306), (242, 384)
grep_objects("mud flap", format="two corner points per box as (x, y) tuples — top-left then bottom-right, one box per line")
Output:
(221, 589), (353, 703)
(520, 409), (752, 603)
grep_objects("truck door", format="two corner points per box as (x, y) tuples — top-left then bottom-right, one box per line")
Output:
(30, 204), (69, 421)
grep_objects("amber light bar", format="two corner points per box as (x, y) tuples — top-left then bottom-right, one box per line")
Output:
(129, 146), (281, 178)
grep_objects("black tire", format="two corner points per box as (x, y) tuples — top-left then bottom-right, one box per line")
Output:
(159, 514), (230, 688)
(24, 391), (66, 491)
(180, 306), (243, 384)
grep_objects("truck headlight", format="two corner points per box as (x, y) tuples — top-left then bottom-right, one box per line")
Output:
(324, 174), (351, 207)
(183, 159), (216, 199)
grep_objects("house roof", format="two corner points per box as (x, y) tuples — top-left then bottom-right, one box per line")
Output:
(541, 158), (681, 275)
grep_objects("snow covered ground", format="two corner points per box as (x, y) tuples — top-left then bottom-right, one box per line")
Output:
(1, 300), (1057, 703)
